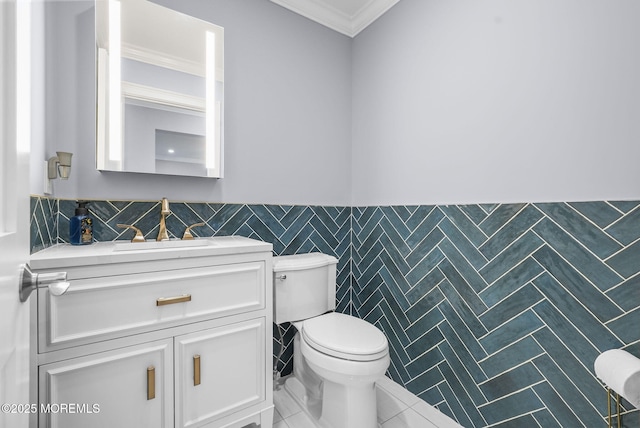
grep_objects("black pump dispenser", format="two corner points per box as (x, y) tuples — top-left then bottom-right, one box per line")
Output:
(75, 201), (89, 216)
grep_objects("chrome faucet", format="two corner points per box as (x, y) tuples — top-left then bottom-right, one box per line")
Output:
(157, 198), (171, 241)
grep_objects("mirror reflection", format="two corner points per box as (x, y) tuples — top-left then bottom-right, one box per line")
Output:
(96, 0), (224, 178)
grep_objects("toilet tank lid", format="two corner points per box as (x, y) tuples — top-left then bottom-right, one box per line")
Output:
(273, 253), (338, 272)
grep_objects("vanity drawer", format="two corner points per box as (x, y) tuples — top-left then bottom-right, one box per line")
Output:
(38, 261), (266, 352)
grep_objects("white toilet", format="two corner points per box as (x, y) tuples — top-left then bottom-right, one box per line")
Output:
(273, 253), (390, 428)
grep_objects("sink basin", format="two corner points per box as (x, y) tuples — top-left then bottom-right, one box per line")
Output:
(113, 239), (212, 251)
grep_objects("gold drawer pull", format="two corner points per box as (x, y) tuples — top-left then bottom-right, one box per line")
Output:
(147, 366), (155, 400)
(156, 294), (191, 306)
(194, 355), (201, 386)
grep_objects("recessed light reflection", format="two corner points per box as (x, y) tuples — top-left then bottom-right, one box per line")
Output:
(168, 149), (175, 154)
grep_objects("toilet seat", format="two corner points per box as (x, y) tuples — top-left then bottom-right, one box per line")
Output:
(302, 312), (388, 362)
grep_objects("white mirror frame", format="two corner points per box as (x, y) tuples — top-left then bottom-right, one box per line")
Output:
(96, 0), (223, 178)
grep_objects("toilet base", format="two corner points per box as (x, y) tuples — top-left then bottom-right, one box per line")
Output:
(282, 375), (382, 428)
(284, 376), (322, 423)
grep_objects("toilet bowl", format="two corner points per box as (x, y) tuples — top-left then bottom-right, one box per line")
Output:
(295, 313), (390, 428)
(273, 253), (390, 428)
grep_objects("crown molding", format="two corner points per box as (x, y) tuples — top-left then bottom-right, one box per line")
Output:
(270, 0), (399, 38)
(351, 0), (400, 36)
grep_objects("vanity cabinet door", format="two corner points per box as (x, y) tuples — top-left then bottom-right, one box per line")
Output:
(175, 318), (266, 428)
(38, 339), (173, 428)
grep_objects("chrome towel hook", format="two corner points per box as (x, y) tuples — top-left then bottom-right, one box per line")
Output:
(19, 264), (70, 302)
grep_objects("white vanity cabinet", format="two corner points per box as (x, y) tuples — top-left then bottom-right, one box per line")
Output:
(29, 237), (274, 428)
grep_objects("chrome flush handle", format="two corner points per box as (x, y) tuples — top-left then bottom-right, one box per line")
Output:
(19, 264), (70, 302)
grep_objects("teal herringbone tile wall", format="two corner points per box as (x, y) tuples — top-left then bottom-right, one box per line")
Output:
(30, 197), (640, 427)
(352, 202), (640, 427)
(30, 196), (58, 253)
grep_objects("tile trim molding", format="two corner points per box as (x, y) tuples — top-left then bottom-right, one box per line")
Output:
(30, 197), (640, 427)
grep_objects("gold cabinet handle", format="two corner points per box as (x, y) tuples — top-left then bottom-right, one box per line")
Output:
(194, 355), (201, 386)
(117, 223), (146, 242)
(156, 294), (191, 306)
(147, 366), (155, 400)
(182, 222), (206, 240)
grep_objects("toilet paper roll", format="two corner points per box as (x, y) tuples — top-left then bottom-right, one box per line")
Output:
(594, 349), (640, 409)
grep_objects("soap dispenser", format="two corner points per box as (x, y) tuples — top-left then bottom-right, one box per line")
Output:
(70, 201), (93, 245)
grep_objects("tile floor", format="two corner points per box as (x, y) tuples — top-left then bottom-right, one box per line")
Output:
(273, 375), (464, 428)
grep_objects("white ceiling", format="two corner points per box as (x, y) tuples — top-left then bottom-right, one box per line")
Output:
(270, 0), (400, 37)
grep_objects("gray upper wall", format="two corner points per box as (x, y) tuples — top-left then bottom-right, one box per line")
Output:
(34, 0), (352, 206)
(352, 0), (640, 205)
(34, 0), (640, 206)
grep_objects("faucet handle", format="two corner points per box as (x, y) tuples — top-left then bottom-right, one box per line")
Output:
(182, 223), (206, 240)
(117, 224), (146, 242)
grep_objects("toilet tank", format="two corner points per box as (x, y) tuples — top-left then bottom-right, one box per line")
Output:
(273, 253), (338, 324)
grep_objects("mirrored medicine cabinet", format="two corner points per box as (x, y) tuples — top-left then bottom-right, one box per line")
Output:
(95, 0), (224, 178)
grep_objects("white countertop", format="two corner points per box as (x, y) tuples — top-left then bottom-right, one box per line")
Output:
(30, 236), (273, 270)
